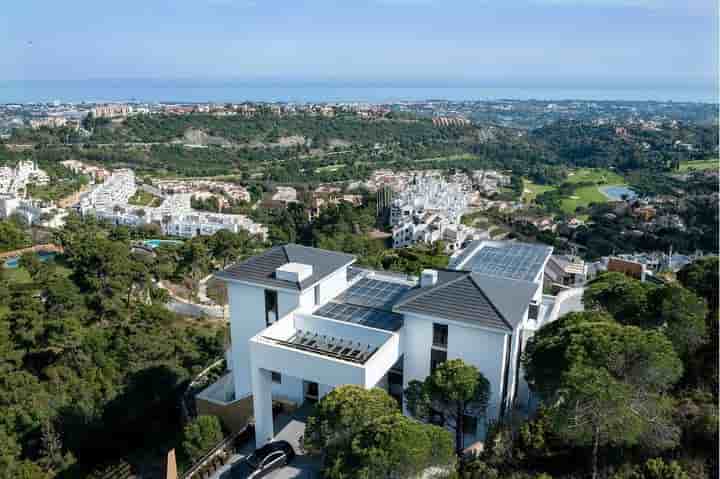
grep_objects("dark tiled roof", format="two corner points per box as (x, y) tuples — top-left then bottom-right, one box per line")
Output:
(393, 270), (538, 331)
(215, 244), (355, 290)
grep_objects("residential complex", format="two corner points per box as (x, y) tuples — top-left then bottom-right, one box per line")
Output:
(0, 160), (56, 225)
(199, 240), (583, 450)
(387, 172), (477, 251)
(0, 160), (49, 196)
(79, 170), (268, 240)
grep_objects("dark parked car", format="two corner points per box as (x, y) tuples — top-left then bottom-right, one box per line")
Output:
(231, 441), (295, 478)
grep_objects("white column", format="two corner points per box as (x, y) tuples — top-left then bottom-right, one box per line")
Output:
(252, 367), (274, 448)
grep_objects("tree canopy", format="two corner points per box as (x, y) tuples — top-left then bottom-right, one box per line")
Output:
(304, 385), (455, 479)
(404, 359), (490, 455)
(523, 312), (683, 479)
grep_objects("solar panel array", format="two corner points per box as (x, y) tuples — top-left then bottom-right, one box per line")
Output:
(338, 277), (411, 311)
(267, 329), (377, 364)
(315, 302), (404, 332)
(470, 244), (551, 281)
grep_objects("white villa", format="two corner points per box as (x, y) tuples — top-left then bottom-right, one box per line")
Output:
(199, 240), (584, 449)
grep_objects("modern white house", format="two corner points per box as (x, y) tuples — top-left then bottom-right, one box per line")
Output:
(199, 240), (583, 449)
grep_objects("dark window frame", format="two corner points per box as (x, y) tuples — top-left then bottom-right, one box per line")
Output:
(430, 348), (447, 373)
(265, 289), (278, 326)
(432, 323), (448, 348)
(528, 302), (540, 320)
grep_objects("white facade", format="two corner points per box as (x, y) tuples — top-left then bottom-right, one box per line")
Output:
(204, 241), (582, 450)
(80, 170), (268, 240)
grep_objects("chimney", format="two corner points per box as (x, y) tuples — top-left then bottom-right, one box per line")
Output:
(420, 269), (438, 287)
(276, 262), (314, 283)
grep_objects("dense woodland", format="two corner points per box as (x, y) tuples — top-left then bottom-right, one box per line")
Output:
(456, 260), (719, 479)
(0, 215), (276, 477)
(5, 114), (716, 183)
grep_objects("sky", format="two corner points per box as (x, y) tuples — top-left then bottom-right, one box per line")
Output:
(1, 0), (717, 90)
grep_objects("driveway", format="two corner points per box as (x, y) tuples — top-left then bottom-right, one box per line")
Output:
(216, 404), (321, 479)
(266, 404), (319, 479)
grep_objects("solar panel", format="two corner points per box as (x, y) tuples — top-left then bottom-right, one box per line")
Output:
(266, 329), (377, 364)
(469, 244), (551, 282)
(338, 277), (411, 311)
(315, 302), (404, 332)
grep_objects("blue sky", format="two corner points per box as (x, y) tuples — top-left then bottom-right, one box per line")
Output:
(1, 0), (717, 89)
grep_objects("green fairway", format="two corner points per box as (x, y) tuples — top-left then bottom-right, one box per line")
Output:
(523, 168), (627, 213)
(522, 180), (556, 202)
(560, 185), (609, 213)
(565, 168), (625, 185)
(679, 159), (718, 172)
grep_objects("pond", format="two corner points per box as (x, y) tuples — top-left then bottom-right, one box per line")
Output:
(4, 251), (57, 269)
(600, 185), (638, 201)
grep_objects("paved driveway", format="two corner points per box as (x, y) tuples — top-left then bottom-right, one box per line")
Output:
(217, 404), (321, 479)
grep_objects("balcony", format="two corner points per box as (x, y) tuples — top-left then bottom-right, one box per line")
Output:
(250, 313), (401, 390)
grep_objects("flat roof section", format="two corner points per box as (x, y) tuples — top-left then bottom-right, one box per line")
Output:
(468, 243), (552, 282)
(264, 329), (377, 364)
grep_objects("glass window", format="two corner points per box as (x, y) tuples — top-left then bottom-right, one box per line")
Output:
(430, 348), (447, 373)
(265, 290), (278, 326)
(432, 323), (448, 348)
(271, 371), (282, 384)
(528, 302), (539, 320)
(463, 414), (478, 435)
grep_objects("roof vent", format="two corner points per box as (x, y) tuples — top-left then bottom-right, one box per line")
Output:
(276, 262), (313, 283)
(420, 269), (438, 287)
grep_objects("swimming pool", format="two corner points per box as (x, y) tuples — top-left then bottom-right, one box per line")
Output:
(3, 252), (57, 269)
(600, 185), (638, 201)
(143, 239), (184, 249)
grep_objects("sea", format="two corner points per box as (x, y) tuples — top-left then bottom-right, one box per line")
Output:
(0, 80), (716, 104)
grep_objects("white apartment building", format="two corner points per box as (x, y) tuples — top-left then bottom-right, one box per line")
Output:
(200, 240), (583, 450)
(80, 169), (137, 212)
(81, 171), (268, 240)
(0, 161), (50, 196)
(389, 174), (473, 252)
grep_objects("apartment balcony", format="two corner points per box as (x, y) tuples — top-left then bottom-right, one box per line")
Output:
(250, 312), (401, 390)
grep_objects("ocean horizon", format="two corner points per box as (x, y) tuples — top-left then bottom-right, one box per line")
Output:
(0, 80), (716, 104)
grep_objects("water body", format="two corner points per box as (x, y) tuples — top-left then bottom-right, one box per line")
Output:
(0, 80), (716, 104)
(143, 239), (184, 249)
(3, 251), (56, 268)
(600, 185), (638, 201)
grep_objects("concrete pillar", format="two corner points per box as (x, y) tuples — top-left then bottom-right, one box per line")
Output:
(252, 367), (274, 448)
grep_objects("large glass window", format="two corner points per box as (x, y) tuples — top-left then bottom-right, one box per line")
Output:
(265, 289), (278, 326)
(430, 348), (447, 373)
(432, 323), (448, 348)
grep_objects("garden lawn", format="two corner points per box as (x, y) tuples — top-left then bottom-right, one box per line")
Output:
(129, 189), (163, 207)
